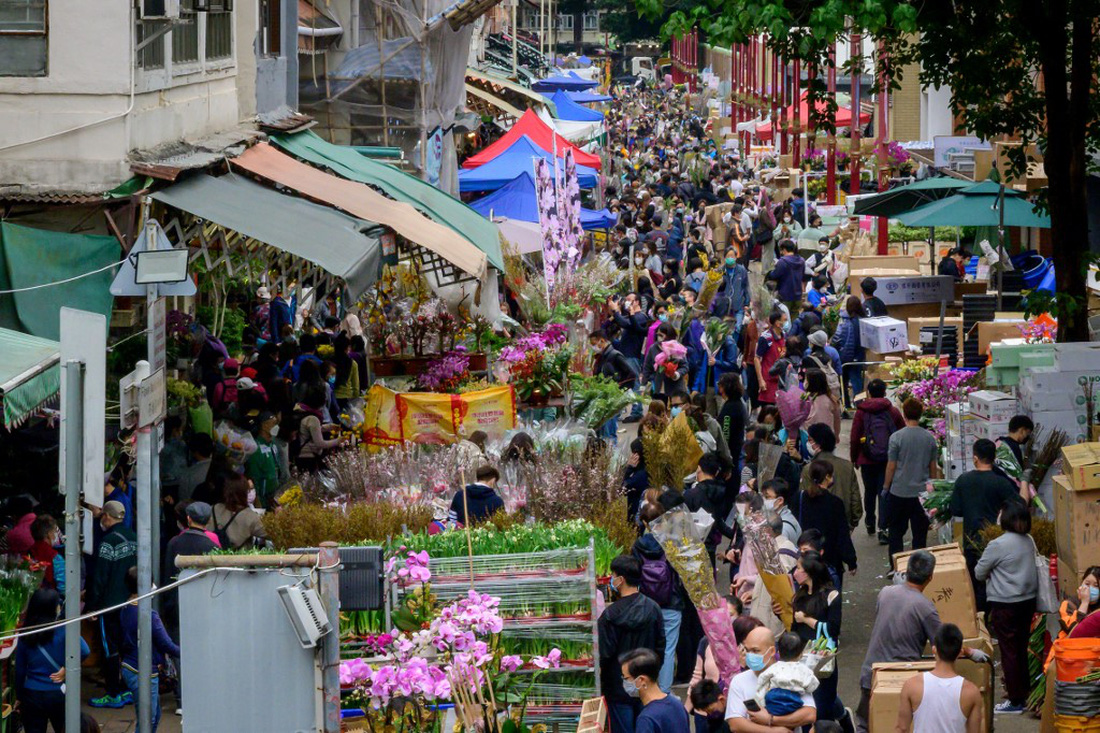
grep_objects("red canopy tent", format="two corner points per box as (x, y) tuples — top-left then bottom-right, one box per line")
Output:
(462, 109), (602, 170)
(754, 91), (871, 142)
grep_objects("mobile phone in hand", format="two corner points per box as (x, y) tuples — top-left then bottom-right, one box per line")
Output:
(745, 701), (760, 712)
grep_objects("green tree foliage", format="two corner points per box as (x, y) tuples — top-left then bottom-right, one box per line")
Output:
(637, 0), (1100, 340)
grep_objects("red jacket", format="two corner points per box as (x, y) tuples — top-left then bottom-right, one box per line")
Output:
(1070, 610), (1100, 639)
(849, 397), (904, 466)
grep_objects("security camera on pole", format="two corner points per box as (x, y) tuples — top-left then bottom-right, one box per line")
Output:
(111, 202), (195, 732)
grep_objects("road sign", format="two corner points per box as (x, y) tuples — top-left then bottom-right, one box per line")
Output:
(138, 369), (166, 427)
(59, 308), (107, 507)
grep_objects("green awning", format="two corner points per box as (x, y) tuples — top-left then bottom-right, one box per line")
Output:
(852, 177), (971, 219)
(151, 173), (383, 297)
(271, 131), (504, 272)
(0, 327), (60, 429)
(895, 180), (1051, 228)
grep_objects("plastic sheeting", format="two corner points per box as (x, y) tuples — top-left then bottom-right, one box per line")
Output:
(545, 89), (604, 122)
(0, 222), (118, 341)
(535, 107), (603, 144)
(457, 135), (598, 192)
(0, 327), (59, 429)
(462, 108), (601, 169)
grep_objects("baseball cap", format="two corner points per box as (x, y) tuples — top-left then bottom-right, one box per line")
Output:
(256, 286), (272, 300)
(185, 501), (213, 524)
(103, 501), (126, 520)
(236, 377), (256, 391)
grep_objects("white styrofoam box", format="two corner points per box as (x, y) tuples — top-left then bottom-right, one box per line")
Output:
(1023, 408), (1089, 443)
(975, 417), (1011, 441)
(946, 430), (978, 460)
(968, 390), (1018, 422)
(1017, 367), (1100, 412)
(942, 447), (965, 480)
(946, 403), (979, 435)
(1055, 343), (1100, 371)
(859, 316), (909, 354)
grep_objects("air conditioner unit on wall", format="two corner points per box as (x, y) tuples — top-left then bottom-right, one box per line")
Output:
(139, 0), (180, 20)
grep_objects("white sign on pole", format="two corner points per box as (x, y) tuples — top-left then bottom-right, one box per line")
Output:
(150, 298), (167, 375)
(139, 369), (167, 427)
(875, 275), (956, 306)
(59, 308), (107, 507)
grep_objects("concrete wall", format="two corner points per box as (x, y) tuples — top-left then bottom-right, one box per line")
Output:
(0, 0), (271, 195)
(920, 84), (954, 141)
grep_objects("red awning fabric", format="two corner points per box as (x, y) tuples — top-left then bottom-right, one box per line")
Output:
(462, 109), (601, 170)
(754, 92), (871, 141)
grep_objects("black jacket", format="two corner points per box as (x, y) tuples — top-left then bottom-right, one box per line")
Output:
(797, 490), (858, 572)
(594, 345), (638, 388)
(449, 483), (504, 526)
(682, 478), (736, 548)
(610, 311), (650, 360)
(938, 256), (963, 280)
(598, 592), (666, 701)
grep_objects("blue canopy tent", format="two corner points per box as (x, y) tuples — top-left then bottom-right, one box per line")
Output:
(575, 56), (592, 66)
(532, 74), (599, 92)
(543, 90), (613, 104)
(457, 135), (599, 192)
(546, 89), (604, 122)
(469, 172), (614, 229)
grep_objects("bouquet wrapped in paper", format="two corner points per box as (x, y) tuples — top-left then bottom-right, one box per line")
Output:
(740, 509), (794, 629)
(650, 507), (741, 681)
(775, 384), (811, 432)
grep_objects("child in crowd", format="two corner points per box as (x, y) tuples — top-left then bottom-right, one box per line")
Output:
(753, 631), (818, 715)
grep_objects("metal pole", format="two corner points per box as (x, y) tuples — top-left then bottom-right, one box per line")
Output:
(792, 58), (801, 169)
(319, 542), (342, 733)
(997, 183), (1006, 308)
(826, 43), (837, 205)
(62, 359), (84, 733)
(849, 30), (862, 196)
(511, 0), (517, 77)
(876, 40), (890, 255)
(134, 358), (153, 733)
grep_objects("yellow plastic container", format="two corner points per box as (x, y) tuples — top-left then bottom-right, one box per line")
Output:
(1054, 715), (1100, 733)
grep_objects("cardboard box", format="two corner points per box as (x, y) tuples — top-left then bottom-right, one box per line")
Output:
(1055, 343), (1100, 371)
(1057, 555), (1080, 602)
(870, 662), (935, 733)
(1060, 444), (1100, 491)
(850, 255), (922, 273)
(1021, 409), (1089, 444)
(893, 543), (979, 638)
(967, 390), (1017, 421)
(860, 317), (909, 354)
(1053, 474), (1100, 569)
(848, 269), (923, 296)
(989, 340), (1055, 369)
(908, 317), (964, 352)
(946, 430), (977, 460)
(974, 418), (1010, 442)
(977, 321), (1028, 355)
(947, 403), (979, 436)
(1017, 367), (1100, 412)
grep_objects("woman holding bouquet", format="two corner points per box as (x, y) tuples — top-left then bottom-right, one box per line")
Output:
(792, 551), (853, 733)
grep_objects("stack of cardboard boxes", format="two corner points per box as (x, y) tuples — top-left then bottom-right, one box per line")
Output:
(871, 544), (993, 733)
(942, 391), (1017, 480)
(1015, 344), (1100, 445)
(1053, 444), (1100, 599)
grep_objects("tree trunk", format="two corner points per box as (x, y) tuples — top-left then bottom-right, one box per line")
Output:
(1038, 0), (1092, 342)
(573, 11), (583, 52)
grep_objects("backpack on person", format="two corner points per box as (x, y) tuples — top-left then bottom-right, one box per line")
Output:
(213, 509), (243, 549)
(805, 353), (841, 400)
(863, 409), (896, 463)
(639, 555), (674, 607)
(212, 377), (238, 413)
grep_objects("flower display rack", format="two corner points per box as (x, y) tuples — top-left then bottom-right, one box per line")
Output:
(391, 544), (600, 733)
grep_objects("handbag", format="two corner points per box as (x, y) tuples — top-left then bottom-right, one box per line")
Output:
(800, 622), (838, 679)
(1033, 539), (1058, 614)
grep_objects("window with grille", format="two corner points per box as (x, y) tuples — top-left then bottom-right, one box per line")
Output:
(0, 0), (47, 76)
(136, 18), (166, 70)
(172, 11), (199, 63)
(205, 9), (231, 60)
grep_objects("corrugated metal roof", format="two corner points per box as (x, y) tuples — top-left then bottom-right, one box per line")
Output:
(329, 36), (428, 85)
(257, 107), (316, 134)
(0, 189), (108, 204)
(129, 127), (261, 180)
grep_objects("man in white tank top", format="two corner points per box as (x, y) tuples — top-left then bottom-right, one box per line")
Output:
(895, 623), (982, 733)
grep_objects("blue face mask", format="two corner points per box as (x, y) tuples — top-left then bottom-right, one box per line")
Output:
(1091, 586), (1099, 603)
(745, 652), (768, 672)
(622, 679), (639, 697)
(670, 406), (682, 418)
(327, 376), (336, 386)
(781, 320), (791, 334)
(658, 313), (668, 322)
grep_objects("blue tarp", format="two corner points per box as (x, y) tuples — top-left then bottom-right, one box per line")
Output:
(457, 135), (598, 192)
(543, 90), (612, 104)
(469, 172), (614, 229)
(546, 89), (604, 122)
(575, 56), (592, 66)
(532, 74), (599, 92)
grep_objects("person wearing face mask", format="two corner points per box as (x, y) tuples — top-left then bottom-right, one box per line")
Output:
(761, 479), (802, 545)
(599, 556), (666, 733)
(772, 209), (802, 245)
(684, 452), (737, 563)
(803, 238), (834, 282)
(620, 648), (690, 733)
(87, 501), (138, 709)
(247, 411), (289, 509)
(1068, 568), (1100, 638)
(766, 241), (807, 319)
(795, 461), (858, 590)
(209, 474), (268, 550)
(993, 415), (1036, 501)
(755, 309), (788, 406)
(724, 626), (817, 732)
(800, 424), (861, 531)
(791, 551), (852, 731)
(713, 254), (749, 325)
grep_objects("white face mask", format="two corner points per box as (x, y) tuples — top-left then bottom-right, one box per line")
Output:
(269, 425), (279, 438)
(635, 257), (644, 266)
(764, 498), (777, 511)
(818, 244), (829, 253)
(247, 488), (257, 506)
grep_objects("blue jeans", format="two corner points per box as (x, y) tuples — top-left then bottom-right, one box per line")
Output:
(122, 667), (161, 732)
(659, 608), (682, 692)
(600, 416), (619, 445)
(608, 698), (639, 733)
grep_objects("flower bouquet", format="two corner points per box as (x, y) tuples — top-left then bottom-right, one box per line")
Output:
(919, 479), (955, 526)
(895, 369), (982, 421)
(568, 374), (639, 431)
(416, 351), (472, 394)
(649, 507), (741, 681)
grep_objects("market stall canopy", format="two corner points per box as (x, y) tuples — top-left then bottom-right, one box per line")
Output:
(150, 173), (382, 297)
(494, 217), (542, 253)
(575, 56), (592, 66)
(754, 91), (871, 141)
(466, 68), (557, 117)
(545, 89), (604, 122)
(457, 135), (598, 192)
(0, 327), (59, 429)
(465, 83), (524, 120)
(232, 143), (487, 280)
(462, 109), (601, 170)
(851, 177), (971, 218)
(469, 172), (615, 229)
(895, 180), (1051, 228)
(536, 107), (603, 144)
(532, 74), (599, 92)
(544, 90), (612, 104)
(271, 131), (503, 271)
